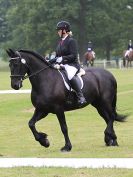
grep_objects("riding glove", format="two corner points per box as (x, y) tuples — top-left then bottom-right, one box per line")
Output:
(49, 57), (57, 64)
(56, 57), (63, 63)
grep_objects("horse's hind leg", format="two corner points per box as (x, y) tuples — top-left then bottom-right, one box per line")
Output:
(127, 60), (129, 68)
(104, 111), (118, 146)
(91, 61), (94, 66)
(123, 58), (126, 67)
(56, 111), (72, 152)
(28, 109), (50, 147)
(93, 102), (118, 146)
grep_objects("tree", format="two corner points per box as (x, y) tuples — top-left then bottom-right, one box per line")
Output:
(86, 0), (132, 60)
(1, 0), (133, 61)
(0, 0), (11, 45)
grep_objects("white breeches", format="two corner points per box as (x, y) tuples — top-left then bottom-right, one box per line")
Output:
(63, 64), (78, 80)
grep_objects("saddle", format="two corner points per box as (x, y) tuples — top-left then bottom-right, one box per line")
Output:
(53, 64), (86, 106)
(54, 64), (85, 90)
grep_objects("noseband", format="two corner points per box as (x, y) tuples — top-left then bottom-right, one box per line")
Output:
(10, 52), (50, 80)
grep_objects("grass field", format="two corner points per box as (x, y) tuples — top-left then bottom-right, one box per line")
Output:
(0, 69), (133, 176)
(0, 69), (133, 158)
(0, 167), (133, 177)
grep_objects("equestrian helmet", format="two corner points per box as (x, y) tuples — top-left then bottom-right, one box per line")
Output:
(56, 21), (70, 32)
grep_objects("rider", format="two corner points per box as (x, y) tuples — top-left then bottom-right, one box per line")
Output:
(87, 41), (95, 58)
(128, 40), (133, 50)
(125, 40), (133, 58)
(49, 20), (86, 106)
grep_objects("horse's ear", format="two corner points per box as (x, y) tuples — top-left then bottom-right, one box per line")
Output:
(6, 48), (16, 58)
(9, 48), (15, 55)
(6, 49), (11, 57)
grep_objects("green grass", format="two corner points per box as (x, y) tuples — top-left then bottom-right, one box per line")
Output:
(109, 69), (133, 92)
(0, 71), (30, 90)
(0, 69), (133, 157)
(0, 60), (9, 72)
(0, 167), (133, 177)
(0, 72), (10, 90)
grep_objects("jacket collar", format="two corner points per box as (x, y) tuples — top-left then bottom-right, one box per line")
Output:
(62, 34), (69, 40)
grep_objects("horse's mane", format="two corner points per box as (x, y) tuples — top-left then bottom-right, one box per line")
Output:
(19, 49), (49, 64)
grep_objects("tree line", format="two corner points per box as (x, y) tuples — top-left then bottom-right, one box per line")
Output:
(0, 0), (133, 61)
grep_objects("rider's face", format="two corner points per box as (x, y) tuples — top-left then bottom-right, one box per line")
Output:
(58, 29), (67, 38)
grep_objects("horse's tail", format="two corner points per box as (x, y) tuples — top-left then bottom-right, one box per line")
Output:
(112, 90), (128, 122)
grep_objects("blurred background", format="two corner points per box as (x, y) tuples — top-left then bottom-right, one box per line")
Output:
(0, 0), (133, 69)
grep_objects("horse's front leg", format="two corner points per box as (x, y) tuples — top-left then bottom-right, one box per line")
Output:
(56, 111), (72, 152)
(127, 60), (129, 68)
(28, 109), (50, 147)
(130, 61), (132, 67)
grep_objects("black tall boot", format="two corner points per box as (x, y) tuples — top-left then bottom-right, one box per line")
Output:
(70, 76), (87, 106)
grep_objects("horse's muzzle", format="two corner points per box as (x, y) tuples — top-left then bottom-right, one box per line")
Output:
(11, 80), (23, 90)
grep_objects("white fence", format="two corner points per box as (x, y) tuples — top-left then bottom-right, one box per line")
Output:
(0, 59), (130, 71)
(83, 59), (125, 69)
(95, 59), (123, 69)
(0, 89), (31, 94)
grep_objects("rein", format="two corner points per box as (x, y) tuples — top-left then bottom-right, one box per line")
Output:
(23, 65), (50, 80)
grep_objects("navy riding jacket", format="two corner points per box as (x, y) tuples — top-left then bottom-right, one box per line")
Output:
(56, 35), (80, 70)
(128, 44), (133, 50)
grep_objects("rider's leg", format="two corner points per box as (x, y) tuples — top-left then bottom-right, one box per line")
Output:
(70, 76), (87, 105)
(63, 64), (87, 105)
(92, 51), (95, 58)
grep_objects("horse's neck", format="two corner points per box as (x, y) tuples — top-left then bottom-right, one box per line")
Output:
(27, 57), (58, 91)
(87, 52), (92, 59)
(85, 52), (89, 57)
(27, 56), (45, 70)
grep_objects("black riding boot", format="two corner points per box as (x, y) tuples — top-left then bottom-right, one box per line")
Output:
(70, 76), (87, 106)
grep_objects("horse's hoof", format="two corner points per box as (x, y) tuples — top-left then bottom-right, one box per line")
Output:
(44, 139), (50, 147)
(38, 132), (50, 148)
(106, 139), (119, 146)
(60, 145), (72, 152)
(112, 139), (119, 146)
(39, 138), (50, 147)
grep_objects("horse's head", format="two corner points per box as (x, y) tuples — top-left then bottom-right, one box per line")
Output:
(6, 49), (28, 90)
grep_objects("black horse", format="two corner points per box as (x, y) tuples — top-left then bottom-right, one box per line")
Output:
(6, 48), (127, 152)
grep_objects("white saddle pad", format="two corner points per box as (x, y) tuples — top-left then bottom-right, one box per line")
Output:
(58, 70), (84, 91)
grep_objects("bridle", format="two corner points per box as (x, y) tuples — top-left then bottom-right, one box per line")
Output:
(9, 53), (51, 80)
